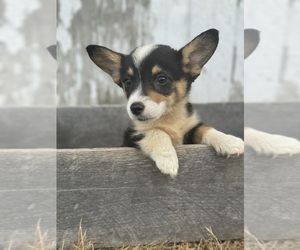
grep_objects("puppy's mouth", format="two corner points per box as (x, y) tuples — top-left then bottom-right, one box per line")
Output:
(136, 115), (152, 122)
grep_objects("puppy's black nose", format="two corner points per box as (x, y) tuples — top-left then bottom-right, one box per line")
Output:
(130, 102), (145, 116)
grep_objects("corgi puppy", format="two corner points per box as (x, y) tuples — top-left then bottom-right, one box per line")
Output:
(244, 29), (300, 155)
(86, 29), (244, 177)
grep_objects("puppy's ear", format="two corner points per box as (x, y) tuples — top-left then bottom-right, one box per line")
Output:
(86, 45), (123, 86)
(180, 29), (219, 78)
(244, 29), (260, 59)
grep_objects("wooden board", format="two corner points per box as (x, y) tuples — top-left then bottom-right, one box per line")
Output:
(0, 108), (56, 149)
(57, 145), (243, 247)
(245, 103), (300, 138)
(0, 104), (244, 248)
(2, 103), (299, 247)
(0, 103), (243, 149)
(244, 103), (300, 240)
(245, 149), (300, 240)
(57, 103), (244, 148)
(0, 150), (56, 249)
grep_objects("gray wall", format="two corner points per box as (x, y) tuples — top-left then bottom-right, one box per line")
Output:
(1, 0), (299, 106)
(57, 0), (244, 105)
(245, 0), (300, 102)
(0, 0), (56, 106)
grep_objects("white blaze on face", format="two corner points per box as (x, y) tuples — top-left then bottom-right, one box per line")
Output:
(132, 44), (158, 67)
(127, 87), (167, 121)
(127, 44), (166, 121)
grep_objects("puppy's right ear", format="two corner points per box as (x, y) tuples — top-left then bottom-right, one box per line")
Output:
(180, 29), (219, 79)
(86, 45), (123, 86)
(244, 29), (260, 59)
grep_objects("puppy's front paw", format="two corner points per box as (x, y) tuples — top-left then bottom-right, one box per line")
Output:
(213, 134), (244, 156)
(155, 154), (179, 178)
(245, 129), (300, 156)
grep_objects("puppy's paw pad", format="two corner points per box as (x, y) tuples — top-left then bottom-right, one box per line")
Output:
(155, 155), (179, 178)
(215, 135), (244, 156)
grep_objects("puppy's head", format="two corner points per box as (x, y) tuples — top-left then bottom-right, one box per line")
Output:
(86, 29), (218, 122)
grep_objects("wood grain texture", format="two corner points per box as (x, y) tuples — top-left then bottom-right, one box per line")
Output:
(0, 103), (243, 149)
(245, 103), (300, 138)
(245, 102), (300, 241)
(57, 103), (244, 148)
(0, 150), (56, 249)
(0, 108), (56, 149)
(0, 104), (244, 247)
(57, 145), (243, 247)
(245, 149), (300, 240)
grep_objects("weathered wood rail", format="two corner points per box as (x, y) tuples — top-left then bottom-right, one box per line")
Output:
(0, 104), (244, 248)
(57, 103), (244, 148)
(56, 103), (244, 247)
(57, 145), (243, 247)
(2, 103), (299, 247)
(245, 103), (300, 241)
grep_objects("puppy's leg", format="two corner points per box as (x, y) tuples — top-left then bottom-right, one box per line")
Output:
(188, 124), (244, 156)
(245, 127), (300, 155)
(137, 129), (178, 177)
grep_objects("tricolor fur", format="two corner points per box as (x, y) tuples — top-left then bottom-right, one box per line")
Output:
(87, 29), (244, 177)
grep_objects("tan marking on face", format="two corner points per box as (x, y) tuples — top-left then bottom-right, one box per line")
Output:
(148, 90), (176, 106)
(134, 98), (199, 145)
(194, 125), (212, 143)
(127, 67), (134, 77)
(148, 90), (165, 103)
(151, 65), (162, 75)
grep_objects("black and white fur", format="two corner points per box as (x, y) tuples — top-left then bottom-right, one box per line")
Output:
(86, 29), (244, 177)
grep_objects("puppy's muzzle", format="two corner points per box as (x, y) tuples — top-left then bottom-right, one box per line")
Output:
(130, 102), (145, 116)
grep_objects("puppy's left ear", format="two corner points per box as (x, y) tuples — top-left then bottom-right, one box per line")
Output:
(180, 29), (219, 78)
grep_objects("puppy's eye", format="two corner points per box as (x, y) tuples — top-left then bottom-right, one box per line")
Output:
(156, 75), (168, 85)
(123, 78), (132, 87)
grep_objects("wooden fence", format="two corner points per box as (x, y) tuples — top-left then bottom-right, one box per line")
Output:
(1, 103), (243, 248)
(56, 104), (244, 247)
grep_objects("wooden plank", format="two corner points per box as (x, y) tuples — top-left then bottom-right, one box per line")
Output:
(244, 103), (300, 241)
(57, 106), (129, 149)
(245, 149), (300, 240)
(245, 103), (300, 138)
(0, 104), (243, 149)
(0, 104), (244, 247)
(57, 103), (244, 148)
(57, 145), (243, 247)
(0, 150), (56, 248)
(0, 108), (56, 149)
